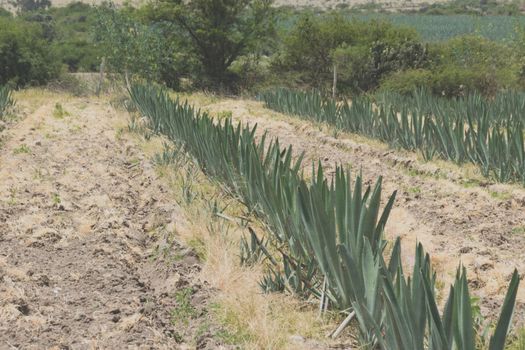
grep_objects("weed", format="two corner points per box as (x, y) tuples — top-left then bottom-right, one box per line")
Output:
(171, 287), (197, 326)
(8, 188), (16, 205)
(460, 178), (482, 188)
(152, 142), (188, 169)
(216, 110), (233, 120)
(181, 166), (197, 204)
(187, 238), (206, 261)
(52, 193), (61, 205)
(209, 302), (253, 345)
(489, 190), (512, 201)
(115, 127), (124, 141)
(508, 328), (525, 350)
(511, 226), (525, 235)
(53, 103), (70, 119)
(13, 144), (31, 154)
(128, 113), (152, 140)
(408, 186), (422, 194)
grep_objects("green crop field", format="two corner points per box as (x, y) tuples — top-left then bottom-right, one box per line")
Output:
(354, 14), (525, 41)
(277, 12), (525, 42)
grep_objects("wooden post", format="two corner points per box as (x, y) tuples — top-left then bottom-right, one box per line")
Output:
(124, 68), (131, 91)
(96, 57), (105, 97)
(332, 63), (337, 100)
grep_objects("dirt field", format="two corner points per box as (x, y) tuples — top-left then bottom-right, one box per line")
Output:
(0, 94), (224, 349)
(192, 96), (525, 324)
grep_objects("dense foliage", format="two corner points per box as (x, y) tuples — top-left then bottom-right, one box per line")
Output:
(130, 82), (520, 349)
(136, 0), (276, 90)
(271, 14), (428, 93)
(3, 0), (525, 95)
(0, 15), (60, 86)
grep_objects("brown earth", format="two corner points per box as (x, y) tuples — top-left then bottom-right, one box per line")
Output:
(197, 97), (525, 325)
(0, 95), (224, 349)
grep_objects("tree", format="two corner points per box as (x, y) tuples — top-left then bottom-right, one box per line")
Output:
(147, 0), (275, 90)
(93, 6), (169, 89)
(0, 16), (60, 86)
(11, 0), (51, 12)
(274, 13), (428, 94)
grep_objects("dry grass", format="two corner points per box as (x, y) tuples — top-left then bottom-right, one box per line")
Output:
(13, 88), (71, 114)
(125, 122), (341, 349)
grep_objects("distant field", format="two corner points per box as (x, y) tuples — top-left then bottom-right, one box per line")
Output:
(277, 13), (524, 41)
(354, 14), (525, 41)
(2, 0), (522, 42)
(274, 0), (450, 9)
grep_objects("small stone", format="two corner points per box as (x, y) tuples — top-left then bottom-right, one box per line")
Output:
(289, 335), (305, 343)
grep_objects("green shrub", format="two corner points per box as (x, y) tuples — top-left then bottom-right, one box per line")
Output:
(273, 14), (428, 93)
(0, 16), (60, 86)
(430, 65), (500, 97)
(379, 69), (432, 95)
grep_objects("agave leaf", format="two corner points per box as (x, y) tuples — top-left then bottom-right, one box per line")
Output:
(489, 269), (520, 350)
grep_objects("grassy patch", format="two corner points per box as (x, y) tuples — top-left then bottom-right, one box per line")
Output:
(171, 287), (198, 326)
(511, 226), (525, 235)
(508, 328), (525, 350)
(488, 190), (512, 201)
(408, 186), (422, 194)
(53, 102), (70, 119)
(51, 193), (61, 205)
(216, 110), (233, 120)
(13, 144), (31, 154)
(209, 302), (254, 345)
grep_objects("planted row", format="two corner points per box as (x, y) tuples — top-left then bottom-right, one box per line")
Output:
(130, 83), (519, 349)
(259, 88), (525, 184)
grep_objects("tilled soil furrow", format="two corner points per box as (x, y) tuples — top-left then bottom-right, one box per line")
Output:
(0, 99), (218, 349)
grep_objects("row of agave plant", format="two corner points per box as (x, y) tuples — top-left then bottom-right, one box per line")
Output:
(0, 85), (13, 119)
(129, 83), (520, 349)
(376, 89), (525, 124)
(259, 88), (525, 184)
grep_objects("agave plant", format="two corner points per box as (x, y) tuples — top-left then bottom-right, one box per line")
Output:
(0, 85), (13, 119)
(130, 83), (520, 349)
(260, 88), (525, 185)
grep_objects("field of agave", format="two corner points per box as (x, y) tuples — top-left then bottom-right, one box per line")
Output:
(0, 86), (13, 119)
(130, 83), (520, 349)
(353, 14), (524, 42)
(260, 89), (525, 185)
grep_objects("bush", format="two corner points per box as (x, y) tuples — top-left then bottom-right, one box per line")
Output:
(273, 14), (428, 93)
(425, 35), (519, 96)
(0, 16), (60, 86)
(430, 66), (489, 96)
(379, 69), (432, 95)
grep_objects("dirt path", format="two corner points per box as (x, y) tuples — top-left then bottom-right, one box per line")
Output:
(0, 97), (220, 349)
(200, 98), (525, 322)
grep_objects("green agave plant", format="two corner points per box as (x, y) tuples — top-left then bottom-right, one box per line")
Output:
(260, 88), (525, 185)
(131, 83), (520, 349)
(0, 85), (13, 119)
